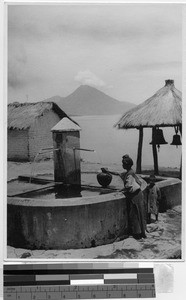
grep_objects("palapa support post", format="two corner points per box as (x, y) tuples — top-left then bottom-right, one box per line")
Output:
(136, 127), (143, 174)
(179, 156), (182, 180)
(152, 127), (159, 175)
(179, 124), (182, 180)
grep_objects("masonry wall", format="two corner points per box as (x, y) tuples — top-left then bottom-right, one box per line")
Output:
(28, 111), (61, 161)
(8, 129), (29, 161)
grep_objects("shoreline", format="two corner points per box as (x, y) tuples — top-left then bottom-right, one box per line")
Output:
(7, 159), (180, 182)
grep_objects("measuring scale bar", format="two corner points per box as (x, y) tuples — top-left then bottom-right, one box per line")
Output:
(4, 283), (156, 299)
(4, 264), (156, 299)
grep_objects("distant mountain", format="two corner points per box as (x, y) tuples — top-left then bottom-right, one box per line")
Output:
(45, 85), (135, 116)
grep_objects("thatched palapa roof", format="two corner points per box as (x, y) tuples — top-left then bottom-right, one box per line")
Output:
(8, 102), (76, 130)
(115, 80), (182, 129)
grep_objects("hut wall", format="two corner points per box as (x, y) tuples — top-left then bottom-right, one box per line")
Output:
(8, 129), (29, 161)
(28, 110), (61, 161)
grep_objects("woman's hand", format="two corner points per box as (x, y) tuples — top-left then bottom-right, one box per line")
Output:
(101, 168), (108, 173)
(119, 188), (126, 193)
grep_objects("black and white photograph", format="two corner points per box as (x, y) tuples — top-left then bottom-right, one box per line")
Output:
(7, 3), (182, 260)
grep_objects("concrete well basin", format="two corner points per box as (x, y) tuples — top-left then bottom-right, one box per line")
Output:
(7, 175), (181, 250)
(7, 183), (128, 250)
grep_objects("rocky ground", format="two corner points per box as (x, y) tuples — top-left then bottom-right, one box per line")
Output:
(6, 160), (182, 260)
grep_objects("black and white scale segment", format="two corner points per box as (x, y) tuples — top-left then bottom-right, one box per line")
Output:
(4, 263), (156, 299)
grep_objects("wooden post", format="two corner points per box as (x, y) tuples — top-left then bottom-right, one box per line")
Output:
(136, 127), (143, 174)
(179, 124), (182, 180)
(152, 127), (159, 175)
(179, 124), (182, 135)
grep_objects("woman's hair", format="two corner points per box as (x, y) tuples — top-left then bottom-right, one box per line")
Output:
(149, 174), (156, 182)
(122, 154), (133, 167)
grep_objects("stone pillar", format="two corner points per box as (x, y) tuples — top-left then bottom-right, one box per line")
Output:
(51, 118), (81, 186)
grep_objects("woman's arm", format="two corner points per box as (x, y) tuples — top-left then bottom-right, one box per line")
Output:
(101, 168), (121, 177)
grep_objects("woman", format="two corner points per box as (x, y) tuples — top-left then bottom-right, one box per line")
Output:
(102, 154), (147, 239)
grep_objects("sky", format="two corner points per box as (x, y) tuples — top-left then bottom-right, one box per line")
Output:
(8, 4), (182, 104)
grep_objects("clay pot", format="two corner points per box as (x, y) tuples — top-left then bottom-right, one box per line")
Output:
(97, 171), (112, 187)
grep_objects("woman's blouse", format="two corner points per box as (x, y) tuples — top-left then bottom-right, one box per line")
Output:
(120, 169), (141, 194)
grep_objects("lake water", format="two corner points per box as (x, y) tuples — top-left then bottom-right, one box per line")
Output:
(73, 115), (181, 169)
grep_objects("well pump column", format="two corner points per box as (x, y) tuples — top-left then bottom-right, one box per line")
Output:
(51, 118), (81, 186)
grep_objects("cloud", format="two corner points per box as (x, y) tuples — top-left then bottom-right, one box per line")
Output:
(8, 48), (28, 89)
(122, 61), (181, 74)
(8, 5), (181, 44)
(7, 5), (182, 102)
(74, 70), (106, 87)
(8, 47), (44, 90)
(8, 68), (25, 89)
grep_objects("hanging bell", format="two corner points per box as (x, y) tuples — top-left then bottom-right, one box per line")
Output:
(150, 129), (168, 146)
(170, 134), (182, 147)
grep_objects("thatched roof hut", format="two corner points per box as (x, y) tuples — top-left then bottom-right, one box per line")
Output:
(115, 80), (182, 175)
(8, 101), (76, 130)
(116, 80), (181, 129)
(8, 101), (78, 162)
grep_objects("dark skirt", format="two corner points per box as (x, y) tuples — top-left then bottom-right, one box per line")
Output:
(126, 189), (146, 237)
